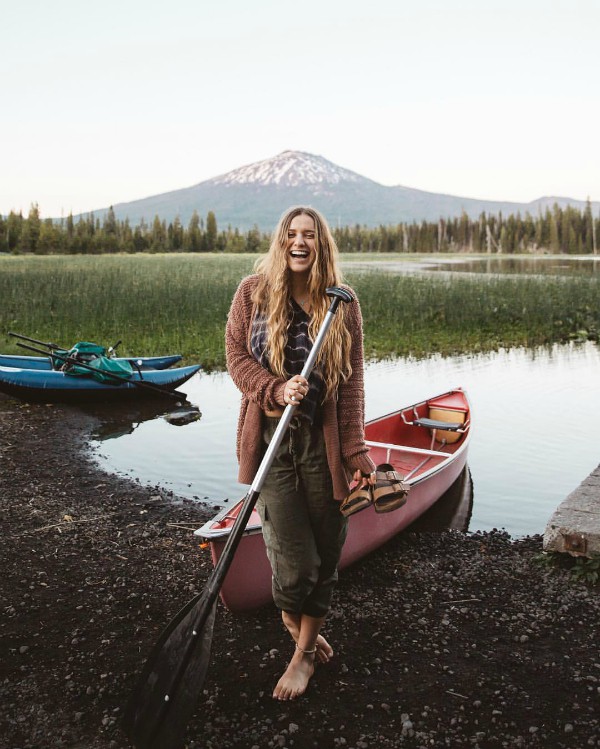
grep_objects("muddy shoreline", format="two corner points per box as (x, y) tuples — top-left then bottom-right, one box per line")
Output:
(1, 395), (598, 749)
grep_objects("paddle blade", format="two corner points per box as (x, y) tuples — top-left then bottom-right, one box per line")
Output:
(124, 595), (217, 749)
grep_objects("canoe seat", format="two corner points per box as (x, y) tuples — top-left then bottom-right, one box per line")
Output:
(402, 405), (468, 447)
(413, 417), (463, 432)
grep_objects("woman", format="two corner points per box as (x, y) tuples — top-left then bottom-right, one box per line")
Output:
(226, 206), (376, 701)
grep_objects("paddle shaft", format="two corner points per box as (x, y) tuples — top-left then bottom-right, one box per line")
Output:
(202, 287), (348, 598)
(10, 331), (123, 357)
(107, 339), (122, 355)
(129, 287), (352, 749)
(15, 342), (188, 402)
(9, 330), (63, 350)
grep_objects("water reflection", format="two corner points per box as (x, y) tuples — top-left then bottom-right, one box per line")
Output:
(91, 342), (600, 537)
(89, 401), (201, 441)
(427, 255), (600, 276)
(410, 467), (473, 533)
(344, 255), (600, 277)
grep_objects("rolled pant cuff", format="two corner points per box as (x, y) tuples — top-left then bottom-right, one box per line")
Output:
(280, 602), (330, 618)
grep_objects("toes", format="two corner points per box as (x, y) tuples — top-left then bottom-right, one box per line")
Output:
(316, 635), (334, 662)
(316, 647), (330, 664)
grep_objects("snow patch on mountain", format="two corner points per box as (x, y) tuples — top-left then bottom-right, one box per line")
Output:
(211, 150), (365, 187)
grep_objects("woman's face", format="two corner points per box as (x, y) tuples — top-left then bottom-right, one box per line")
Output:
(286, 214), (316, 275)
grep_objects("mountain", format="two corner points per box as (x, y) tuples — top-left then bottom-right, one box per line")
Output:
(90, 150), (599, 230)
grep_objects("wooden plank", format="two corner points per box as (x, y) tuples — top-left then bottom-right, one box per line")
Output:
(543, 463), (600, 557)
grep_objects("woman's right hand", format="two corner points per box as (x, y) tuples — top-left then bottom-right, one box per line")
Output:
(283, 375), (309, 406)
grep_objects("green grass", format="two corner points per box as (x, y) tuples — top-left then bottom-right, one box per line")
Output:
(345, 267), (600, 359)
(1, 253), (598, 370)
(0, 254), (255, 370)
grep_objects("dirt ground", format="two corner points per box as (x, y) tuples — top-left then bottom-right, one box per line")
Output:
(1, 394), (598, 749)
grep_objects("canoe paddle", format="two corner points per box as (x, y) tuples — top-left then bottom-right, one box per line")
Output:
(15, 341), (191, 403)
(123, 286), (353, 749)
(10, 331), (122, 357)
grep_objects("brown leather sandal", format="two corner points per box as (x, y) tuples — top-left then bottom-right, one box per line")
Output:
(339, 483), (373, 517)
(372, 463), (409, 513)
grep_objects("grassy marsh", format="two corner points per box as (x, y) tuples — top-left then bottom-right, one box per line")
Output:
(1, 253), (598, 369)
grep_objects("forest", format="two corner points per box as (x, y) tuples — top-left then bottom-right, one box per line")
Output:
(0, 201), (598, 255)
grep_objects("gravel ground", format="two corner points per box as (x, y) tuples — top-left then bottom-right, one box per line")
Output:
(1, 395), (598, 749)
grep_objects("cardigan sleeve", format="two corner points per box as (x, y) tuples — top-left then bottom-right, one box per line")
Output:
(337, 292), (376, 475)
(225, 276), (287, 411)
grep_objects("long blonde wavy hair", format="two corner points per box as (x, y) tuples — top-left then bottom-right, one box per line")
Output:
(252, 206), (353, 401)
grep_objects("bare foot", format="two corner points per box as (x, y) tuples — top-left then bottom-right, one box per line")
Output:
(272, 647), (315, 700)
(312, 633), (333, 663)
(281, 612), (333, 663)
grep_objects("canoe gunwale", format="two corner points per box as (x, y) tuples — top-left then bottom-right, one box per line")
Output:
(195, 442), (467, 542)
(195, 388), (471, 542)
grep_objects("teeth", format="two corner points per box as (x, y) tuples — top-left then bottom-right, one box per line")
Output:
(291, 251), (308, 258)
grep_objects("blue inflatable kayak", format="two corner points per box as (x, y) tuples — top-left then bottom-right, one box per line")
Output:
(0, 363), (201, 403)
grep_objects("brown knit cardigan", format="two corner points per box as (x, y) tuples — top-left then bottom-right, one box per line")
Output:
(226, 274), (375, 500)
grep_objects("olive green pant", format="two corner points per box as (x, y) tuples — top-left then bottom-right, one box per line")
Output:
(257, 416), (348, 617)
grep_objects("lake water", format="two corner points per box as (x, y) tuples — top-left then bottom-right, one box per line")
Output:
(344, 253), (600, 278)
(427, 255), (600, 276)
(91, 341), (600, 538)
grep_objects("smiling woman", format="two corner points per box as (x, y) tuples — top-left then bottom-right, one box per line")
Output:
(225, 205), (375, 701)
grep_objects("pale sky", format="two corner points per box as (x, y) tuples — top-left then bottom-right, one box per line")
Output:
(2, 0), (599, 218)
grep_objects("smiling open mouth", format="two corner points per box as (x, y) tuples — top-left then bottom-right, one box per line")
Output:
(290, 251), (309, 258)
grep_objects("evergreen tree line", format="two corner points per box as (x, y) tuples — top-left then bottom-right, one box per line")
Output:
(1, 202), (598, 255)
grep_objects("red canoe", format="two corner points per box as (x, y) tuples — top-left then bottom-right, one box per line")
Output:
(195, 387), (471, 612)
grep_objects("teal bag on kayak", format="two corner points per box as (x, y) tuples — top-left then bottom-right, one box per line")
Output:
(53, 341), (134, 384)
(51, 341), (106, 370)
(80, 355), (133, 384)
